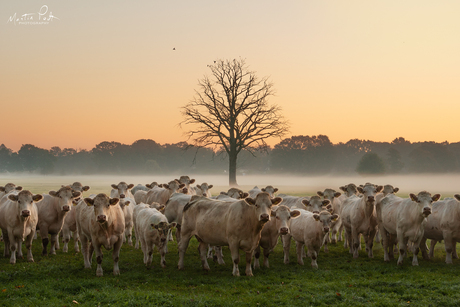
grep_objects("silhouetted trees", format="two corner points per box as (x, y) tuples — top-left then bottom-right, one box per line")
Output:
(1, 136), (460, 175)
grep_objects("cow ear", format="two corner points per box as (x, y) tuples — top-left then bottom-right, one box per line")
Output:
(16, 186), (23, 191)
(326, 204), (332, 210)
(83, 186), (91, 192)
(175, 179), (180, 183)
(244, 197), (256, 206)
(432, 194), (441, 202)
(290, 210), (301, 218)
(241, 192), (249, 199)
(0, 187), (5, 192)
(454, 194), (460, 201)
(220, 191), (227, 195)
(159, 205), (165, 213)
(33, 194), (43, 202)
(111, 184), (118, 189)
(410, 194), (418, 202)
(49, 191), (58, 197)
(274, 188), (278, 193)
(179, 184), (185, 189)
(197, 185), (201, 189)
(158, 184), (163, 188)
(339, 186), (347, 192)
(151, 223), (159, 230)
(317, 191), (323, 197)
(109, 198), (120, 206)
(327, 207), (334, 213)
(261, 188), (266, 192)
(270, 210), (277, 217)
(124, 201), (130, 206)
(84, 198), (94, 206)
(301, 199), (310, 206)
(376, 185), (384, 193)
(146, 184), (152, 189)
(322, 200), (331, 206)
(271, 197), (283, 206)
(331, 214), (339, 222)
(8, 194), (18, 202)
(72, 191), (82, 199)
(128, 184), (135, 189)
(169, 222), (177, 229)
(190, 179), (195, 184)
(209, 185), (213, 189)
(313, 214), (320, 221)
(357, 187), (364, 194)
(334, 192), (341, 198)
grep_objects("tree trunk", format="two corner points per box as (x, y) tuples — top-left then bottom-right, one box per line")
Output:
(228, 148), (238, 187)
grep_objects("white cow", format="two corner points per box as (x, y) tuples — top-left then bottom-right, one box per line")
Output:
(110, 182), (135, 199)
(317, 189), (343, 243)
(136, 207), (176, 267)
(144, 180), (185, 205)
(192, 183), (214, 197)
(133, 202), (165, 249)
(37, 186), (81, 255)
(248, 186), (279, 198)
(377, 191), (440, 265)
(283, 210), (339, 268)
(176, 175), (196, 195)
(178, 193), (282, 276)
(77, 193), (125, 276)
(0, 190), (42, 264)
(0, 183), (23, 200)
(253, 205), (300, 269)
(119, 197), (135, 246)
(341, 183), (383, 258)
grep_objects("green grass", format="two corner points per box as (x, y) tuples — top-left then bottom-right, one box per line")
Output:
(1, 232), (460, 307)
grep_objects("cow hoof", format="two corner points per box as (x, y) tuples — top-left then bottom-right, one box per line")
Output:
(113, 270), (120, 276)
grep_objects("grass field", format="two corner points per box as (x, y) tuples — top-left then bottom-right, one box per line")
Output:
(1, 175), (460, 306)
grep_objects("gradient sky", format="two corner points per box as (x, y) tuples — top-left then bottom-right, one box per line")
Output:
(1, 1), (459, 152)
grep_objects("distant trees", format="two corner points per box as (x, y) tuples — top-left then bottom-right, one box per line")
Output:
(1, 136), (460, 176)
(356, 152), (385, 174)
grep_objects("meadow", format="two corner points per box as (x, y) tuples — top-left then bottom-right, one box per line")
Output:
(1, 175), (460, 306)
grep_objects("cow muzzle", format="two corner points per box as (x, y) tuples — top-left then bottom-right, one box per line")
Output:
(97, 215), (107, 223)
(323, 227), (330, 233)
(279, 227), (289, 235)
(367, 196), (375, 203)
(21, 210), (30, 217)
(120, 194), (126, 199)
(161, 237), (167, 242)
(423, 207), (431, 217)
(260, 213), (270, 222)
(63, 205), (70, 212)
(313, 210), (320, 214)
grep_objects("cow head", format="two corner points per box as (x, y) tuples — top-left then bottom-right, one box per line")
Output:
(118, 198), (131, 210)
(382, 184), (399, 196)
(111, 182), (134, 199)
(1, 183), (23, 194)
(146, 182), (159, 189)
(244, 192), (282, 222)
(84, 193), (119, 224)
(8, 190), (42, 219)
(261, 186), (279, 198)
(150, 202), (165, 213)
(164, 180), (185, 194)
(302, 196), (331, 214)
(312, 211), (340, 234)
(151, 221), (177, 243)
(271, 205), (300, 235)
(196, 183), (213, 197)
(176, 176), (195, 190)
(409, 191), (441, 217)
(357, 184), (383, 206)
(49, 186), (81, 212)
(69, 182), (90, 203)
(339, 183), (358, 197)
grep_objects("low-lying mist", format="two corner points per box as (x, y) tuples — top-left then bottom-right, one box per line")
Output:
(1, 173), (458, 197)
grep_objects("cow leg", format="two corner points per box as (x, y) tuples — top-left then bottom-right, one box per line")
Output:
(141, 236), (149, 265)
(307, 244), (319, 269)
(412, 236), (423, 266)
(453, 242), (458, 259)
(322, 235), (329, 253)
(397, 236), (409, 265)
(73, 231), (80, 253)
(245, 251), (254, 277)
(263, 247), (271, 268)
(175, 225), (181, 245)
(55, 232), (60, 250)
(444, 233), (454, 264)
(282, 234), (291, 264)
(296, 241), (304, 265)
(126, 225), (133, 246)
(25, 231), (35, 262)
(198, 242), (210, 271)
(229, 243), (241, 276)
(80, 235), (91, 268)
(428, 239), (437, 259)
(49, 233), (58, 255)
(159, 243), (167, 268)
(338, 223), (344, 242)
(2, 229), (11, 258)
(253, 246), (261, 269)
(207, 245), (213, 259)
(40, 228), (49, 256)
(177, 232), (192, 270)
(380, 226), (391, 262)
(94, 244), (104, 277)
(112, 237), (123, 276)
(375, 228), (381, 244)
(351, 228), (360, 258)
(367, 229), (376, 258)
(7, 231), (17, 264)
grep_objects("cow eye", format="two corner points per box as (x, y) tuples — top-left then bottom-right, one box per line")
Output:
(287, 216), (291, 220)
(276, 216), (280, 220)
(18, 201), (21, 204)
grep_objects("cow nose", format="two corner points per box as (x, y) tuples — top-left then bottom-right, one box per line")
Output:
(120, 194), (126, 198)
(367, 196), (375, 202)
(97, 215), (107, 223)
(423, 207), (432, 216)
(260, 213), (269, 221)
(323, 227), (330, 233)
(313, 211), (320, 214)
(280, 227), (289, 234)
(161, 238), (167, 242)
(63, 205), (70, 212)
(22, 210), (30, 217)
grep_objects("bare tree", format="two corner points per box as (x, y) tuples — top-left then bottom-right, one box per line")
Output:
(181, 59), (289, 186)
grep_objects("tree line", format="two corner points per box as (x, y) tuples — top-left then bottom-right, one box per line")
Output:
(0, 136), (459, 175)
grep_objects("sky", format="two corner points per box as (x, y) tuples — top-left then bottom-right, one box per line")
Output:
(1, 1), (459, 152)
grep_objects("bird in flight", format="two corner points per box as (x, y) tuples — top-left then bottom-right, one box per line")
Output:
(173, 48), (176, 50)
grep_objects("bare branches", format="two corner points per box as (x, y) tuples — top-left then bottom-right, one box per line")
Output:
(180, 58), (289, 185)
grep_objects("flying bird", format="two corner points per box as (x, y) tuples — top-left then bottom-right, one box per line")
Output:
(173, 48), (175, 50)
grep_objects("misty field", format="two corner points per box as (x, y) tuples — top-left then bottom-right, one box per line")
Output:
(1, 174), (460, 306)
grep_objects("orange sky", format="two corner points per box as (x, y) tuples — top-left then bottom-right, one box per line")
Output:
(1, 1), (459, 152)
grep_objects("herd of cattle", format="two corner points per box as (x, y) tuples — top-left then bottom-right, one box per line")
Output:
(0, 176), (459, 277)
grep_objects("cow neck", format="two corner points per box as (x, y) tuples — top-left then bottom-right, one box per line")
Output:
(363, 198), (375, 218)
(16, 214), (28, 241)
